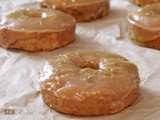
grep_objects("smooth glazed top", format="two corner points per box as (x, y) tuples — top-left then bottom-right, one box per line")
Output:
(0, 8), (76, 31)
(40, 0), (109, 7)
(128, 3), (160, 31)
(39, 51), (140, 101)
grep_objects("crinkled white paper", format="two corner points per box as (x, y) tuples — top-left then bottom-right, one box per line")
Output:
(0, 0), (160, 120)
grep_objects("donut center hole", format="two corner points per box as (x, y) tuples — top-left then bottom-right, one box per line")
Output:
(146, 8), (160, 16)
(27, 13), (41, 18)
(24, 11), (45, 18)
(81, 61), (99, 70)
(153, 8), (160, 14)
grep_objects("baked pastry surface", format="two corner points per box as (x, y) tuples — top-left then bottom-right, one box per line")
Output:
(0, 8), (76, 51)
(38, 51), (140, 116)
(40, 0), (110, 22)
(128, 3), (160, 49)
(130, 0), (160, 6)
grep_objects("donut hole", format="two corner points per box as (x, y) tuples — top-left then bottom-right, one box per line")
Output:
(145, 9), (160, 16)
(81, 61), (99, 70)
(152, 9), (160, 15)
(23, 10), (44, 18)
(142, 5), (160, 16)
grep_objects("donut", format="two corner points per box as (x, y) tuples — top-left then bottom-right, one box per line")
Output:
(130, 0), (160, 6)
(127, 3), (160, 49)
(39, 0), (110, 22)
(38, 51), (140, 116)
(0, 8), (76, 51)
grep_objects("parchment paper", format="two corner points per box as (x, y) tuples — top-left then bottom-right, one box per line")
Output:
(0, 0), (160, 120)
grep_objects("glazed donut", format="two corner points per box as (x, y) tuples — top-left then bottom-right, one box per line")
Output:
(128, 3), (160, 49)
(38, 51), (140, 116)
(39, 0), (109, 22)
(130, 0), (160, 6)
(0, 8), (76, 51)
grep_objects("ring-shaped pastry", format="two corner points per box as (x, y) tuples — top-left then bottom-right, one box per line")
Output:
(40, 0), (110, 22)
(0, 8), (76, 51)
(38, 51), (140, 116)
(128, 3), (160, 49)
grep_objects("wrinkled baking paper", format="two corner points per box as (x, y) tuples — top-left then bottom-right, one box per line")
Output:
(0, 0), (160, 120)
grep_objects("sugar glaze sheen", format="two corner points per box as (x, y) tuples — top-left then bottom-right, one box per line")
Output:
(39, 51), (140, 116)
